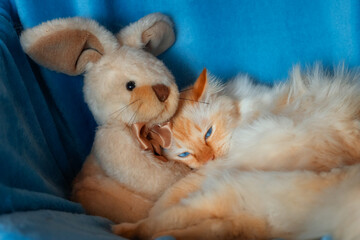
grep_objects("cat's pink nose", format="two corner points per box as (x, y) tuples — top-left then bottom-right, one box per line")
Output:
(152, 84), (170, 102)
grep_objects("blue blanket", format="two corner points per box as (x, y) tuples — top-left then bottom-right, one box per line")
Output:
(2, 0), (359, 239)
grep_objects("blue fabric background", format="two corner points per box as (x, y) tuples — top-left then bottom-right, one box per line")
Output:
(2, 0), (358, 239)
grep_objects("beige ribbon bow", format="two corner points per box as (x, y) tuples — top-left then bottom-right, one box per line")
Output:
(131, 122), (172, 162)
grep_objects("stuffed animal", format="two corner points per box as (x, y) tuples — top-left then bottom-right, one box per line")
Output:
(20, 13), (191, 223)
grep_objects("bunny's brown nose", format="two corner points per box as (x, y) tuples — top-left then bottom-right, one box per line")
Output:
(152, 84), (170, 102)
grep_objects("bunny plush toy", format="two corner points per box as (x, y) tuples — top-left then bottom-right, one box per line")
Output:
(20, 13), (191, 223)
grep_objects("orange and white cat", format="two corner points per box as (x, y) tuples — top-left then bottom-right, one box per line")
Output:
(166, 66), (360, 172)
(112, 67), (360, 239)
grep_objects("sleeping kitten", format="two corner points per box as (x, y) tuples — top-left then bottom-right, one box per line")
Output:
(166, 66), (360, 172)
(113, 66), (360, 240)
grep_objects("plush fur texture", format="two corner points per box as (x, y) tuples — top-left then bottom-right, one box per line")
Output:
(20, 17), (118, 55)
(113, 66), (360, 239)
(20, 13), (191, 223)
(117, 13), (175, 56)
(20, 17), (118, 76)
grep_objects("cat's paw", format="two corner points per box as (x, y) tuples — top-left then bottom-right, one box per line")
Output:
(112, 222), (137, 238)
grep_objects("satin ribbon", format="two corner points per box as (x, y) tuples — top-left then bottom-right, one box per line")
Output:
(131, 122), (172, 162)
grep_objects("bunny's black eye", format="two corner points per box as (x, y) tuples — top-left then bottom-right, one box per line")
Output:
(126, 81), (136, 91)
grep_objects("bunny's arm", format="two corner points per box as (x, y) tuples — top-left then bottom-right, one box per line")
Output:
(72, 154), (153, 223)
(93, 126), (190, 199)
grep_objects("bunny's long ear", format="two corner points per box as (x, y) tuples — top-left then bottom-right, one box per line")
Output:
(20, 17), (119, 76)
(117, 13), (175, 56)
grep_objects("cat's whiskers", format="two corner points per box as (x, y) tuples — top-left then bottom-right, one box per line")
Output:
(179, 98), (209, 105)
(180, 87), (194, 93)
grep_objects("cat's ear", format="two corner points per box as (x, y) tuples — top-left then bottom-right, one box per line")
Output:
(192, 68), (208, 101)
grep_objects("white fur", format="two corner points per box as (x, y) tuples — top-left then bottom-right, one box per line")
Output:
(223, 65), (360, 171)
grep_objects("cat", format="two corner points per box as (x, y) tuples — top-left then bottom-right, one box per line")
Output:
(165, 66), (360, 172)
(113, 66), (360, 239)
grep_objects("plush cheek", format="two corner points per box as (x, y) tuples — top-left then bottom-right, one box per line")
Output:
(153, 82), (179, 124)
(162, 83), (179, 118)
(130, 86), (163, 122)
